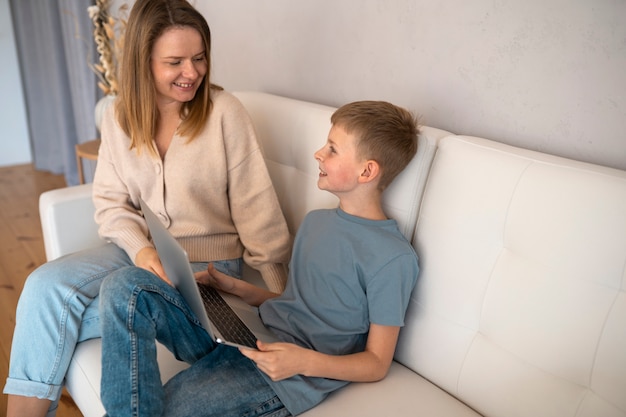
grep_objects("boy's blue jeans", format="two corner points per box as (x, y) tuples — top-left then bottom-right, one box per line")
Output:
(99, 266), (289, 417)
(100, 267), (289, 417)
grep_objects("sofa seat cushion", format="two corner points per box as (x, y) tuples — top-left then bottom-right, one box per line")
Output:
(301, 362), (481, 417)
(68, 338), (481, 417)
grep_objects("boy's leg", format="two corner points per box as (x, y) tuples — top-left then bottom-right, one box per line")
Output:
(4, 244), (132, 417)
(100, 266), (216, 417)
(163, 345), (289, 417)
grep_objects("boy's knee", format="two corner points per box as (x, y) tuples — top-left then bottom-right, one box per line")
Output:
(100, 266), (157, 297)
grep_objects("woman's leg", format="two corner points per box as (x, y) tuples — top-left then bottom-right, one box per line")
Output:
(6, 396), (52, 417)
(4, 243), (132, 417)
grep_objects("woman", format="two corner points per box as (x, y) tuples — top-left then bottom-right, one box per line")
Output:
(4, 1), (291, 416)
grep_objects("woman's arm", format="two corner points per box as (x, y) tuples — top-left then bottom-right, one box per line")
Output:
(195, 263), (279, 307)
(93, 104), (153, 263)
(240, 323), (399, 382)
(218, 94), (291, 293)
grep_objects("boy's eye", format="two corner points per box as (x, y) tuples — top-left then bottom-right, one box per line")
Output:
(329, 146), (336, 153)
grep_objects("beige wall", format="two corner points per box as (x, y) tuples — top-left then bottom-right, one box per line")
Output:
(200, 0), (626, 171)
(115, 0), (626, 171)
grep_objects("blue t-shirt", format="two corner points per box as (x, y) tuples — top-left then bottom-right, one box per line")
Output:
(259, 208), (419, 415)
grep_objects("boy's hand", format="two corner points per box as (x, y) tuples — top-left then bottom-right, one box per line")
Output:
(196, 263), (279, 307)
(194, 263), (237, 294)
(239, 341), (306, 381)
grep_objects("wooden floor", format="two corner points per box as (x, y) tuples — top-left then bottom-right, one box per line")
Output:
(0, 164), (82, 417)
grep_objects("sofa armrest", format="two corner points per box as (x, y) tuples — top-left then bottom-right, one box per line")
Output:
(39, 183), (104, 261)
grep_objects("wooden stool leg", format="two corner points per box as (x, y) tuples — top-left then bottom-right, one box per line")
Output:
(75, 139), (101, 184)
(75, 144), (85, 185)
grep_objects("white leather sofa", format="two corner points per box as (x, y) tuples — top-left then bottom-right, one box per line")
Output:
(39, 91), (626, 417)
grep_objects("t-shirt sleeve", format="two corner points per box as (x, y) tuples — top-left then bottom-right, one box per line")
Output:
(366, 252), (419, 327)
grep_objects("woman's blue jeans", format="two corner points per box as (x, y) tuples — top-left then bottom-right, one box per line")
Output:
(4, 244), (132, 416)
(99, 266), (289, 417)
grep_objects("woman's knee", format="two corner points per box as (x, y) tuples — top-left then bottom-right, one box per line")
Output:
(20, 261), (73, 302)
(22, 245), (130, 297)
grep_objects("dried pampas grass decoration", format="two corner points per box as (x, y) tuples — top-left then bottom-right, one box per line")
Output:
(88, 0), (127, 95)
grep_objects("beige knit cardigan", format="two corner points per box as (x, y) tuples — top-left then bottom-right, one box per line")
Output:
(92, 90), (291, 292)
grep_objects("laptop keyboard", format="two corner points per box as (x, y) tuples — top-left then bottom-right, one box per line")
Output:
(197, 284), (258, 349)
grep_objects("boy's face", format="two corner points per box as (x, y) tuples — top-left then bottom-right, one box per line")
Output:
(314, 124), (366, 195)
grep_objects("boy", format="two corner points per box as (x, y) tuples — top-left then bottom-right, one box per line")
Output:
(99, 100), (420, 416)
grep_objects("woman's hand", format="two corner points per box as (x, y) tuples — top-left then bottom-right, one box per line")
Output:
(135, 246), (172, 285)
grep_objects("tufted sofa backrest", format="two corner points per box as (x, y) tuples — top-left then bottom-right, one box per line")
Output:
(398, 135), (626, 417)
(233, 91), (451, 241)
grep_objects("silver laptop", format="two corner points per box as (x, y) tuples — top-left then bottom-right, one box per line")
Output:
(139, 198), (279, 349)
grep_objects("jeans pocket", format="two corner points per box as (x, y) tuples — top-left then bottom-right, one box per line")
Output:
(249, 396), (291, 417)
(212, 257), (243, 278)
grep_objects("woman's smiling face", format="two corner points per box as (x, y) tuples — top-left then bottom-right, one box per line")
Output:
(150, 26), (207, 107)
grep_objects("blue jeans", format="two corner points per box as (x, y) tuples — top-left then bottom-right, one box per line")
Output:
(3, 242), (244, 417)
(4, 244), (132, 416)
(99, 266), (289, 417)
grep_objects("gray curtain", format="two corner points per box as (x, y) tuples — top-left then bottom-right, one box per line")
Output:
(10, 0), (99, 185)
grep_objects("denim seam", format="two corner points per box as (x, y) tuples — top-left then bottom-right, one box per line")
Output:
(129, 286), (140, 417)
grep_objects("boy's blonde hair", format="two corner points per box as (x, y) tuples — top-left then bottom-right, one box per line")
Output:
(331, 101), (419, 190)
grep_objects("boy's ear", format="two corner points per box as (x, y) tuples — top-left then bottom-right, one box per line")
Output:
(359, 160), (381, 184)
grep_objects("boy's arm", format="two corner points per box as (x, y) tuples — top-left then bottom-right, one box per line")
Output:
(195, 263), (279, 306)
(240, 323), (400, 382)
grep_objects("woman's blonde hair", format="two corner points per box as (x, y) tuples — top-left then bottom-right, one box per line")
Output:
(115, 0), (221, 156)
